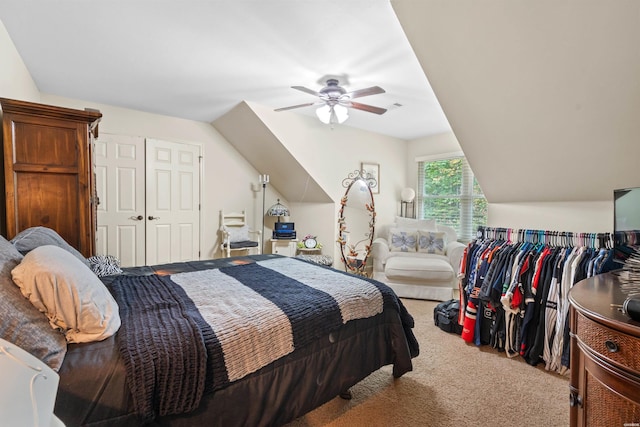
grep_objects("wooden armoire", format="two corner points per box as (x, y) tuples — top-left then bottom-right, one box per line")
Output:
(0, 98), (102, 258)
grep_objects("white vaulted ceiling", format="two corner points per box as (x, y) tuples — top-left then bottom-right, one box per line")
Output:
(4, 0), (639, 207)
(0, 0), (451, 141)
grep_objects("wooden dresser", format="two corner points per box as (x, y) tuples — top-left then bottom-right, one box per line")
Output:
(0, 98), (102, 257)
(568, 272), (640, 426)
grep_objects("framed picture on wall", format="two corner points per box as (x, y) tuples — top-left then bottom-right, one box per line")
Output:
(361, 162), (380, 194)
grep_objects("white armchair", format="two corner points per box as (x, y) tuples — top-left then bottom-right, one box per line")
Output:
(372, 218), (466, 301)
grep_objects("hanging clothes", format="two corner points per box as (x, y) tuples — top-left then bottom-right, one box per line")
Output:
(457, 227), (612, 374)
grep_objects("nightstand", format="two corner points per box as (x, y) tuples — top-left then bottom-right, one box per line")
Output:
(270, 239), (298, 257)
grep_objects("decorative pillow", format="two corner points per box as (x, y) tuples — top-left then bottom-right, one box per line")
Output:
(10, 226), (91, 268)
(418, 230), (447, 255)
(395, 216), (437, 231)
(0, 236), (67, 371)
(88, 254), (123, 277)
(389, 228), (418, 252)
(225, 225), (251, 243)
(11, 245), (121, 344)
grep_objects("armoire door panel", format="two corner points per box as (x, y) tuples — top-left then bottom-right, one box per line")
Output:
(15, 172), (83, 250)
(12, 120), (79, 167)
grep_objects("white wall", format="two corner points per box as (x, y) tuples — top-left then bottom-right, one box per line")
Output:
(0, 20), (40, 102)
(407, 131), (615, 235)
(251, 102), (408, 263)
(488, 201), (612, 233)
(41, 93), (265, 259)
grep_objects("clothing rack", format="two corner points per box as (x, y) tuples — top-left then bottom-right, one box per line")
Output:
(476, 226), (612, 249)
(459, 225), (616, 375)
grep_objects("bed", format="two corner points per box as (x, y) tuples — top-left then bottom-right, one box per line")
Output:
(0, 228), (419, 427)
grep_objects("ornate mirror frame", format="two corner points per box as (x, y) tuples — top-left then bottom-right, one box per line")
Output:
(337, 170), (377, 276)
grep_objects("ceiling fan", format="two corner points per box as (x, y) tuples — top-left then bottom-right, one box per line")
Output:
(274, 78), (387, 125)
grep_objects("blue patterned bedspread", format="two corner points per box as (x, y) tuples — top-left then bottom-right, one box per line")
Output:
(108, 256), (418, 422)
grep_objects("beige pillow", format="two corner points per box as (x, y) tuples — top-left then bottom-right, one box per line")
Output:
(0, 237), (67, 371)
(388, 228), (418, 252)
(11, 245), (120, 344)
(418, 230), (447, 255)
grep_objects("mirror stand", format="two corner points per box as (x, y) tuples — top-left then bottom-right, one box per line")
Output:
(337, 170), (377, 277)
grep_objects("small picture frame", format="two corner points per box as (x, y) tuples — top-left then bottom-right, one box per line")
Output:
(361, 162), (380, 194)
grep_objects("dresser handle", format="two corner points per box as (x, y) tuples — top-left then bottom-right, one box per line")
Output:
(605, 340), (619, 353)
(569, 391), (583, 408)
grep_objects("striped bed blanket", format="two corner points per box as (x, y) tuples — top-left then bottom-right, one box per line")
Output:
(108, 257), (416, 422)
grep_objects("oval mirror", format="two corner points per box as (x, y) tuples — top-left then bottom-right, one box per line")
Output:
(337, 170), (376, 276)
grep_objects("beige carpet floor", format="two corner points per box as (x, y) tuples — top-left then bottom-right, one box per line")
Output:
(286, 298), (569, 427)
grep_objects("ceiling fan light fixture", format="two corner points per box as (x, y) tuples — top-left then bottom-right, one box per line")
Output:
(315, 104), (331, 124)
(278, 78), (384, 125)
(333, 104), (349, 124)
(316, 104), (349, 125)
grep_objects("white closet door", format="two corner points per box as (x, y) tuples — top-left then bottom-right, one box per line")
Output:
(145, 138), (201, 265)
(95, 134), (146, 267)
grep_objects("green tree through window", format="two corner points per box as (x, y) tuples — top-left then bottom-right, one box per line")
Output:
(418, 157), (487, 242)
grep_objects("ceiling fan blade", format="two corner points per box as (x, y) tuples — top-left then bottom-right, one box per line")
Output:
(291, 86), (321, 97)
(349, 101), (387, 115)
(346, 86), (385, 99)
(274, 101), (320, 112)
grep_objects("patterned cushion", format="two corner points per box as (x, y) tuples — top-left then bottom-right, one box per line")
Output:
(418, 230), (447, 255)
(224, 225), (251, 243)
(0, 236), (67, 371)
(296, 254), (333, 266)
(389, 228), (418, 252)
(88, 254), (123, 277)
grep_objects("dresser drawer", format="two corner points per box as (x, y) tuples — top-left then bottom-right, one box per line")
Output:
(575, 312), (640, 376)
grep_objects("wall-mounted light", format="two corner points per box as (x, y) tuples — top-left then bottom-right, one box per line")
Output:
(400, 187), (416, 218)
(259, 174), (270, 249)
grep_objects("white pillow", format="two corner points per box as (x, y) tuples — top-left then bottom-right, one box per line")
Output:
(225, 225), (250, 243)
(395, 216), (437, 231)
(11, 245), (121, 344)
(418, 230), (447, 255)
(388, 228), (418, 252)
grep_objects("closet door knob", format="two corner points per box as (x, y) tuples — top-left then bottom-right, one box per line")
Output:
(130, 215), (144, 221)
(148, 216), (160, 221)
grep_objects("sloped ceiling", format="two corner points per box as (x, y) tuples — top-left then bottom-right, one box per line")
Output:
(392, 0), (640, 203)
(0, 0), (450, 141)
(213, 101), (332, 203)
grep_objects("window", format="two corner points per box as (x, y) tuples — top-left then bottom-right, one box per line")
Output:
(417, 156), (487, 242)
